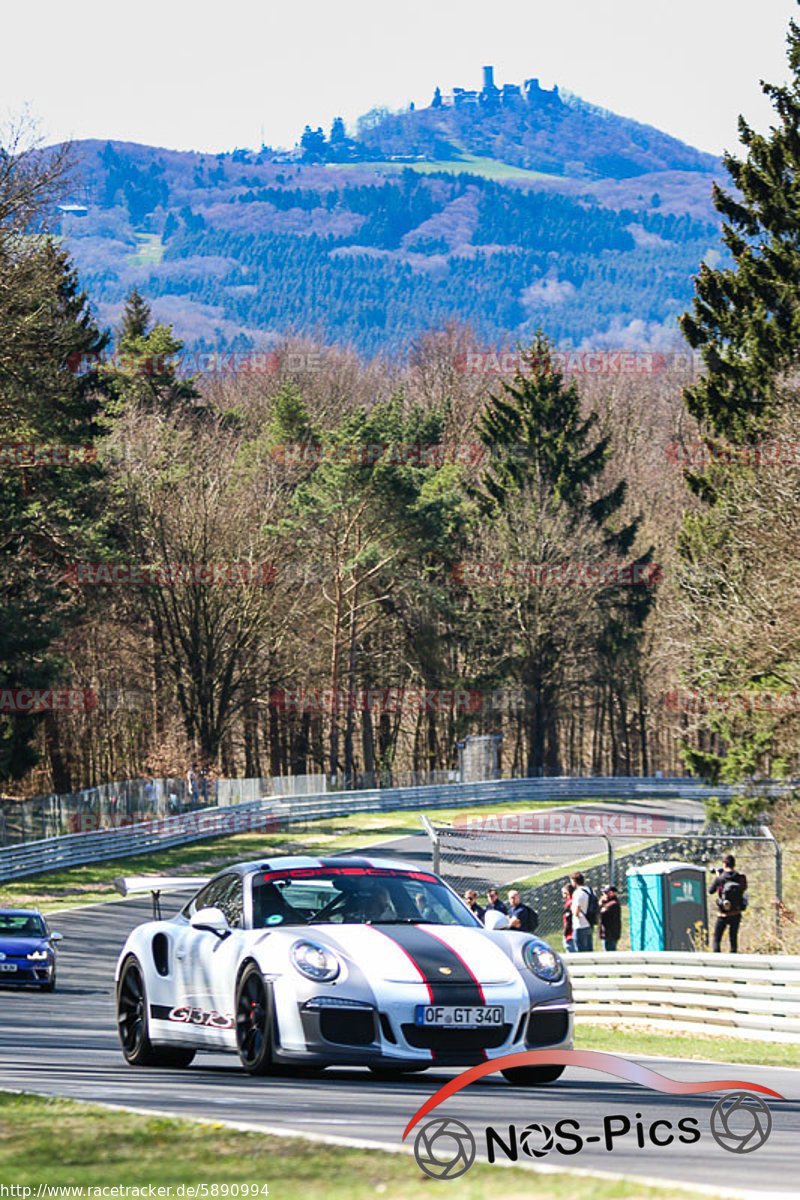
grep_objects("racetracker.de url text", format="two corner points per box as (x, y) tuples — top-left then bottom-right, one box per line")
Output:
(0, 1187), (269, 1198)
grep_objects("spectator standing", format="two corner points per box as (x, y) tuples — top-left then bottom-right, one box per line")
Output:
(709, 854), (748, 952)
(562, 883), (575, 953)
(187, 762), (200, 810)
(464, 889), (485, 923)
(486, 887), (508, 916)
(507, 889), (538, 932)
(570, 871), (594, 952)
(599, 885), (621, 951)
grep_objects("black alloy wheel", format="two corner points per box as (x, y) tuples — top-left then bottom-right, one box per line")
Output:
(236, 963), (274, 1074)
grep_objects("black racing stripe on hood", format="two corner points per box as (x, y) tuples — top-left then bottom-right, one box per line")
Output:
(375, 925), (484, 1006)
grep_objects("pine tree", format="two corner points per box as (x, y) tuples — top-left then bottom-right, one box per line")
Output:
(675, 16), (800, 784)
(472, 334), (654, 774)
(680, 18), (800, 442)
(330, 117), (347, 145)
(118, 287), (152, 341)
(0, 239), (109, 785)
(477, 333), (626, 532)
(101, 287), (203, 418)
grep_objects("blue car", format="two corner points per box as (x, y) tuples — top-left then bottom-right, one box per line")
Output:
(0, 909), (63, 992)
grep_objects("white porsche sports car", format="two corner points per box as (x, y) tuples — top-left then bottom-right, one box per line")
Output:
(114, 855), (573, 1083)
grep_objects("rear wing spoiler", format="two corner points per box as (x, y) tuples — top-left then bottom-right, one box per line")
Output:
(114, 875), (210, 919)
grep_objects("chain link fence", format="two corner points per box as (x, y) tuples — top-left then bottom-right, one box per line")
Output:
(0, 774), (328, 845)
(427, 820), (782, 953)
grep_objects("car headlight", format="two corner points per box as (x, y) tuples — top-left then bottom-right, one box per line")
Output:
(290, 940), (341, 982)
(27, 950), (50, 961)
(523, 941), (564, 983)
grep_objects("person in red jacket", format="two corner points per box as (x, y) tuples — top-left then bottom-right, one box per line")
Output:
(562, 883), (575, 953)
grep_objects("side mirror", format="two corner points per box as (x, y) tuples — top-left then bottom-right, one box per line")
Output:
(50, 931), (63, 943)
(190, 906), (230, 938)
(484, 910), (510, 931)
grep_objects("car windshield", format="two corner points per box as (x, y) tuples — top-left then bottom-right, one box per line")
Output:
(0, 914), (46, 938)
(251, 868), (479, 929)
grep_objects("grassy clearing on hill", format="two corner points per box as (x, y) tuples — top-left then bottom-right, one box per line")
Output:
(325, 154), (559, 181)
(0, 1092), (716, 1199)
(128, 233), (164, 267)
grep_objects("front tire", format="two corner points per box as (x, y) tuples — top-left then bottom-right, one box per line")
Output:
(236, 963), (273, 1075)
(39, 972), (56, 993)
(116, 956), (195, 1068)
(501, 1064), (566, 1086)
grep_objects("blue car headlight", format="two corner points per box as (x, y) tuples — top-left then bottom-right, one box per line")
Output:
(523, 941), (564, 983)
(27, 950), (50, 961)
(290, 940), (341, 982)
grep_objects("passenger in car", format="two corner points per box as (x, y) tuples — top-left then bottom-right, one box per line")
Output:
(253, 883), (299, 927)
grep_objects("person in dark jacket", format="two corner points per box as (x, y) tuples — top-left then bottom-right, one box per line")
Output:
(485, 887), (508, 916)
(464, 889), (485, 923)
(507, 889), (537, 932)
(599, 885), (621, 951)
(709, 854), (748, 952)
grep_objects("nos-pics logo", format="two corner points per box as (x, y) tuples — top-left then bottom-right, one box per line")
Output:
(406, 1051), (781, 1180)
(413, 1118), (476, 1181)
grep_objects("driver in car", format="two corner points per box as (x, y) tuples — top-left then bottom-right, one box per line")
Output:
(367, 886), (396, 922)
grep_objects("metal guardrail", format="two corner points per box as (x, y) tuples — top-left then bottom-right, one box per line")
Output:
(0, 775), (773, 883)
(570, 951), (800, 1042)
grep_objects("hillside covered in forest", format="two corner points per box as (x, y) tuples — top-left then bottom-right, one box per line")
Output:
(58, 72), (724, 354)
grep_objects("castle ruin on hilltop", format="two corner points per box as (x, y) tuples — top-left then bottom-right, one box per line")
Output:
(434, 65), (561, 109)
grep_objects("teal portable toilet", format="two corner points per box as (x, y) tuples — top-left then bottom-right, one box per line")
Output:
(627, 861), (708, 951)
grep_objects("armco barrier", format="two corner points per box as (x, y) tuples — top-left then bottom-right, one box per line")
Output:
(0, 776), (774, 883)
(570, 951), (800, 1042)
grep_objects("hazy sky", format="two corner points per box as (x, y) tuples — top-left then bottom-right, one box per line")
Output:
(4, 0), (798, 156)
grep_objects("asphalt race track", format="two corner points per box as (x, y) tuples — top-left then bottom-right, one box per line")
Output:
(359, 797), (711, 893)
(1, 883), (797, 1197)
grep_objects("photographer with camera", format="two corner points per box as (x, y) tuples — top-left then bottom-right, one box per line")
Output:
(709, 853), (748, 952)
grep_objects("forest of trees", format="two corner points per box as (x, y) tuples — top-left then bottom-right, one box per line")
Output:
(2, 24), (799, 802)
(61, 134), (721, 356)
